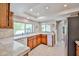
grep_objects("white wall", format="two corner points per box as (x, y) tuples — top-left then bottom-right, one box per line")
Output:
(57, 19), (68, 47)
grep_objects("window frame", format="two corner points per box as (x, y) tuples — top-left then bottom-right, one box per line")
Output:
(14, 21), (34, 36)
(25, 23), (34, 34)
(41, 24), (51, 33)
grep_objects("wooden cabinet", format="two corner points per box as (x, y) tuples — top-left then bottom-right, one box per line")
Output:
(0, 3), (13, 28)
(27, 34), (47, 49)
(76, 45), (79, 56)
(27, 36), (37, 49)
(37, 34), (42, 45)
(41, 34), (47, 45)
(32, 36), (37, 48)
(27, 36), (33, 49)
(8, 12), (13, 28)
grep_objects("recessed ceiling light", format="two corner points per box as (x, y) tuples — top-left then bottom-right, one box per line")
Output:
(27, 17), (30, 19)
(64, 4), (68, 7)
(37, 12), (40, 15)
(30, 9), (33, 11)
(46, 7), (49, 9)
(37, 16), (45, 19)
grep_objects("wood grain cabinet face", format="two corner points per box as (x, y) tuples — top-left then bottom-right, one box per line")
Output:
(0, 3), (13, 28)
(27, 37), (33, 49)
(41, 34), (47, 45)
(27, 34), (47, 49)
(8, 12), (13, 28)
(32, 36), (37, 48)
(37, 35), (42, 45)
(76, 45), (79, 56)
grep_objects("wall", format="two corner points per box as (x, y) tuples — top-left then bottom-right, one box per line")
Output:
(56, 19), (68, 47)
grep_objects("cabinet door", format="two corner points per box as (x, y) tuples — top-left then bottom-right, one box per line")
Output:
(37, 34), (42, 45)
(8, 12), (13, 28)
(27, 37), (33, 49)
(33, 36), (37, 48)
(42, 34), (47, 45)
(76, 45), (79, 56)
(0, 3), (10, 28)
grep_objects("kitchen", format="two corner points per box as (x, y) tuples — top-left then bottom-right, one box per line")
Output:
(0, 3), (79, 56)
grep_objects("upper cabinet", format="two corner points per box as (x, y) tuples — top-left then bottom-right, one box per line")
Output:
(8, 12), (13, 28)
(0, 3), (13, 28)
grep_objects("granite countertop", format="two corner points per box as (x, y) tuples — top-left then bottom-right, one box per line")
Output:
(14, 33), (54, 40)
(0, 32), (54, 56)
(12, 41), (30, 56)
(0, 40), (30, 56)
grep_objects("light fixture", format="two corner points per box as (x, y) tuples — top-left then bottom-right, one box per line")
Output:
(27, 17), (30, 19)
(46, 7), (49, 9)
(64, 4), (68, 7)
(30, 8), (33, 11)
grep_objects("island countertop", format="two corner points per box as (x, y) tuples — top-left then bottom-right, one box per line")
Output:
(0, 40), (30, 56)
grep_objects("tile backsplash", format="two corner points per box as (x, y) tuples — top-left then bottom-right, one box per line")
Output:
(0, 29), (14, 39)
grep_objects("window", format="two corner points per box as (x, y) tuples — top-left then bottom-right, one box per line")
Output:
(14, 22), (25, 35)
(41, 24), (51, 32)
(25, 24), (33, 34)
(14, 22), (34, 35)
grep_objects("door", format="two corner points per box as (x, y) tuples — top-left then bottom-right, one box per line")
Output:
(68, 16), (79, 56)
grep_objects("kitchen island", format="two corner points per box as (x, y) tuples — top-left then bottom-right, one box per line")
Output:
(0, 37), (30, 56)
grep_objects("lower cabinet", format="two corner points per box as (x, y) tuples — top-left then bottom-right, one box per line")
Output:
(32, 36), (37, 48)
(37, 34), (42, 45)
(41, 34), (47, 45)
(27, 36), (33, 49)
(27, 34), (42, 49)
(27, 34), (54, 49)
(76, 45), (79, 56)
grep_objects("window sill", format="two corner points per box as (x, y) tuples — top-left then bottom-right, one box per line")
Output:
(14, 33), (41, 40)
(14, 32), (54, 40)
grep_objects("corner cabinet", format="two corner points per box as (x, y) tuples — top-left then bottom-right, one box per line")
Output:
(0, 3), (13, 28)
(41, 34), (47, 45)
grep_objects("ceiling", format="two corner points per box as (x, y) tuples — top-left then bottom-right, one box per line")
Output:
(10, 3), (79, 22)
